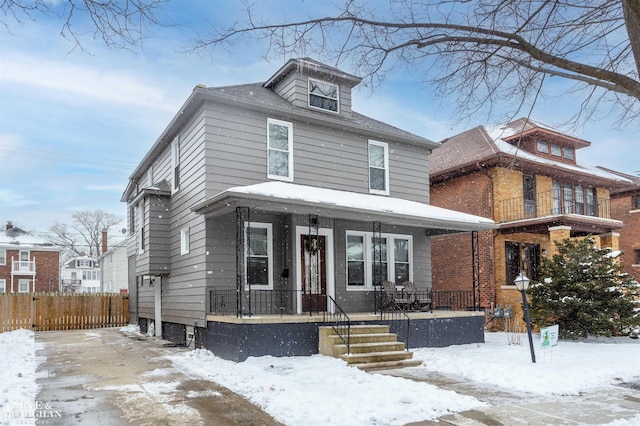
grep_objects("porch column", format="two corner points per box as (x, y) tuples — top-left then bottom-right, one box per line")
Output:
(154, 276), (162, 338)
(599, 232), (620, 251)
(548, 225), (571, 256)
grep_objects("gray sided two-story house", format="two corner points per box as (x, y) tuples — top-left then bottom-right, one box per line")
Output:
(122, 58), (495, 361)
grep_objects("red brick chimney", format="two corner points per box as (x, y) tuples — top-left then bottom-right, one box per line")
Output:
(6, 221), (13, 230)
(102, 229), (108, 254)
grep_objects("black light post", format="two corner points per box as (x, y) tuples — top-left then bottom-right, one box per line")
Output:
(514, 273), (536, 363)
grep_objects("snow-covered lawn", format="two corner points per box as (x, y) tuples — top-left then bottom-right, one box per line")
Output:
(2, 327), (639, 425)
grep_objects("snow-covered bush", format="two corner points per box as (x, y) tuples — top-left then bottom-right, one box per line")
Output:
(528, 237), (640, 339)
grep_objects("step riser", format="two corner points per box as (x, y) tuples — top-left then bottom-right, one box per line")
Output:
(333, 342), (405, 356)
(326, 334), (397, 345)
(342, 352), (414, 365)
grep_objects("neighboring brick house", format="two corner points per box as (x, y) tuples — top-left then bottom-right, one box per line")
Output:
(598, 168), (640, 283)
(60, 255), (101, 293)
(0, 221), (61, 293)
(429, 118), (631, 321)
(121, 58), (495, 360)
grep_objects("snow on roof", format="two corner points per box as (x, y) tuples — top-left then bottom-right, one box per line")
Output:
(0, 228), (58, 249)
(491, 138), (632, 183)
(221, 181), (495, 229)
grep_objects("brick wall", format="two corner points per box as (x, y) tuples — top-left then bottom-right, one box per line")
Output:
(430, 171), (495, 308)
(611, 193), (640, 283)
(0, 249), (60, 292)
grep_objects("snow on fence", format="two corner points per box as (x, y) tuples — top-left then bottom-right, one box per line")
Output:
(0, 292), (129, 332)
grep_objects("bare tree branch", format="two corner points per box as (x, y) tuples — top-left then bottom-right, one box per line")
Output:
(193, 0), (640, 128)
(1, 0), (167, 52)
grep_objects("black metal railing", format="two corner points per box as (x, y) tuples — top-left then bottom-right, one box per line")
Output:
(431, 290), (477, 311)
(499, 190), (611, 223)
(324, 296), (351, 354)
(380, 305), (411, 351)
(209, 289), (330, 317)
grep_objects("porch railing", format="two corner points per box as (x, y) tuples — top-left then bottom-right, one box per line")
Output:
(498, 190), (611, 223)
(380, 306), (411, 351)
(324, 296), (351, 355)
(431, 290), (477, 311)
(209, 289), (328, 317)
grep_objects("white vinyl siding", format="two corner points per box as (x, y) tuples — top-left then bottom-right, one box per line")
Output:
(138, 200), (145, 254)
(368, 140), (389, 195)
(267, 118), (294, 181)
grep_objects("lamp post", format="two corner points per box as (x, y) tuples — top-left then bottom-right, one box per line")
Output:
(514, 273), (536, 363)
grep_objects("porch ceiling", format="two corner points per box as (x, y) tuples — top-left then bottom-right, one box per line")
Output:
(192, 182), (496, 233)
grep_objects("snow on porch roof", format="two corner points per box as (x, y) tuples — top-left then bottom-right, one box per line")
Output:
(192, 182), (496, 233)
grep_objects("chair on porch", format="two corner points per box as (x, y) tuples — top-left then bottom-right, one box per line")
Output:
(381, 281), (412, 310)
(403, 281), (431, 311)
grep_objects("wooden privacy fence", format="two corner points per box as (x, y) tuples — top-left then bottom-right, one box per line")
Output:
(0, 293), (129, 332)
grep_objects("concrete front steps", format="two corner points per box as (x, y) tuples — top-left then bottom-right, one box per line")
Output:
(319, 324), (422, 372)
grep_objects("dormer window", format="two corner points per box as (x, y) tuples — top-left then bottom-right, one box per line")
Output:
(536, 139), (575, 162)
(536, 140), (548, 153)
(564, 146), (575, 160)
(550, 143), (562, 157)
(308, 78), (339, 113)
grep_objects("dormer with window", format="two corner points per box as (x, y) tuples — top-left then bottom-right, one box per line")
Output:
(263, 58), (362, 118)
(499, 119), (589, 166)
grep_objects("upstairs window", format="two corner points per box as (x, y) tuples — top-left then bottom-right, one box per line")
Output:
(537, 139), (575, 161)
(267, 118), (293, 181)
(0, 249), (5, 266)
(77, 259), (93, 268)
(536, 140), (548, 153)
(564, 146), (575, 160)
(634, 195), (640, 209)
(369, 140), (389, 195)
(308, 78), (339, 112)
(550, 143), (562, 157)
(171, 136), (180, 192)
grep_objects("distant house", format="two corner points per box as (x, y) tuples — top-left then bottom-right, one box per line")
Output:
(99, 240), (129, 293)
(429, 118), (632, 322)
(61, 256), (101, 293)
(122, 58), (495, 361)
(599, 168), (640, 283)
(0, 221), (61, 293)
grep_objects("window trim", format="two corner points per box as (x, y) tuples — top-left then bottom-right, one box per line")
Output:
(171, 136), (180, 193)
(18, 279), (30, 293)
(368, 140), (390, 195)
(346, 230), (413, 291)
(0, 279), (5, 293)
(308, 78), (339, 113)
(244, 222), (273, 290)
(266, 118), (294, 182)
(138, 200), (145, 255)
(0, 249), (5, 266)
(180, 227), (190, 255)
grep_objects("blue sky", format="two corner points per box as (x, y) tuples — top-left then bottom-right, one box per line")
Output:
(1, 1), (638, 239)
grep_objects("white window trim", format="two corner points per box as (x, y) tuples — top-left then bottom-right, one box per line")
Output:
(147, 166), (154, 188)
(0, 249), (5, 266)
(171, 136), (180, 193)
(346, 231), (413, 291)
(368, 140), (390, 195)
(138, 200), (145, 255)
(308, 78), (340, 114)
(0, 279), (5, 293)
(180, 227), (190, 255)
(18, 279), (30, 293)
(244, 222), (273, 290)
(267, 118), (294, 182)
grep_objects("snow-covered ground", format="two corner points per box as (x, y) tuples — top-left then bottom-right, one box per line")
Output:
(2, 327), (639, 425)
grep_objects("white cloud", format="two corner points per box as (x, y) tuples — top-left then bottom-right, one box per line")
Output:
(1, 53), (176, 112)
(0, 188), (38, 207)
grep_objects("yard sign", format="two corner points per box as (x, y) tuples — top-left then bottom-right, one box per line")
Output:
(540, 324), (559, 348)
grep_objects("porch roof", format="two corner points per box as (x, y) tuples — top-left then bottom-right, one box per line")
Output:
(192, 182), (496, 234)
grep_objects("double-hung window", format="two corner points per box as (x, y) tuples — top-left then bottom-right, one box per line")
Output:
(308, 78), (339, 112)
(171, 136), (180, 192)
(267, 118), (293, 181)
(0, 279), (5, 293)
(18, 279), (29, 293)
(180, 227), (190, 255)
(346, 231), (412, 290)
(245, 223), (273, 289)
(368, 140), (389, 195)
(0, 249), (5, 266)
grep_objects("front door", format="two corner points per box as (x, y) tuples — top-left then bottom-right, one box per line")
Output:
(301, 234), (327, 312)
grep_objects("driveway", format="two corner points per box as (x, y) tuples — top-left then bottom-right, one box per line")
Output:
(36, 328), (283, 425)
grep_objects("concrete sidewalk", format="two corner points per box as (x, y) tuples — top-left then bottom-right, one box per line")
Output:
(36, 328), (283, 425)
(35, 328), (640, 425)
